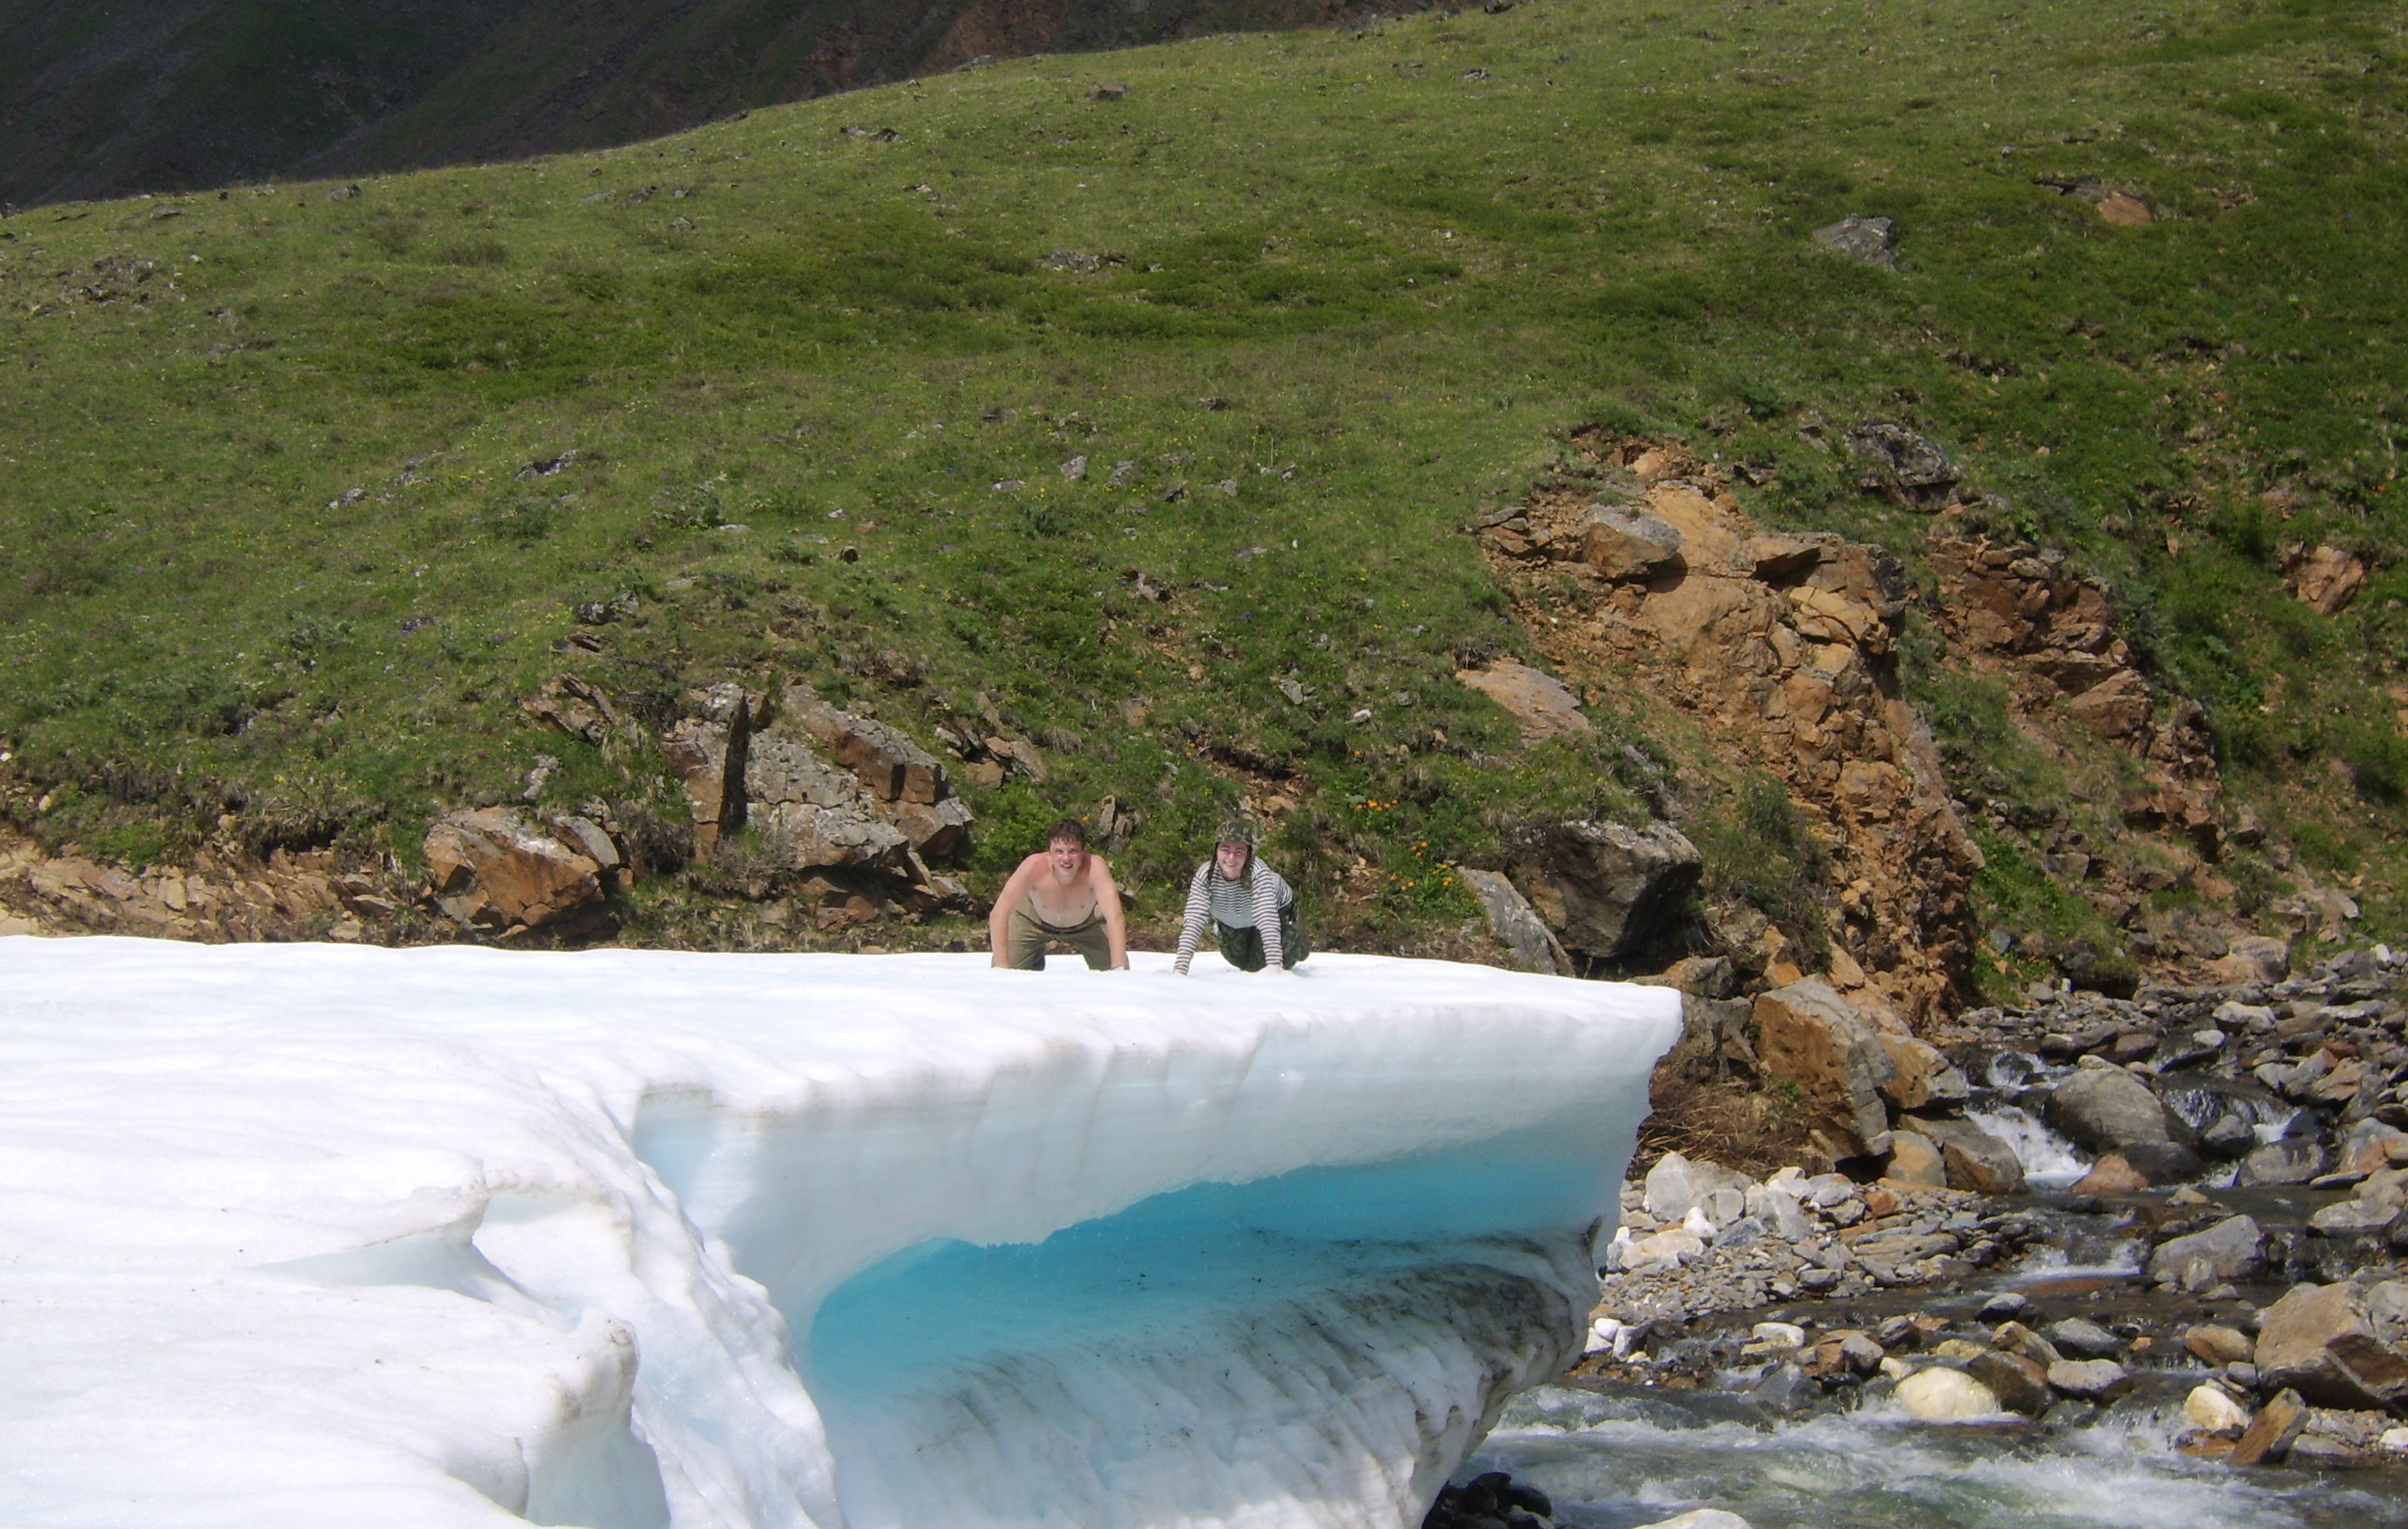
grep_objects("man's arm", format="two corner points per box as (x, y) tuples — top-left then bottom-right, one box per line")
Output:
(988, 855), (1039, 966)
(1091, 857), (1130, 968)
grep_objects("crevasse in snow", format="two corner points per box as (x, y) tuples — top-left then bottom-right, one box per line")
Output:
(0, 938), (1677, 1529)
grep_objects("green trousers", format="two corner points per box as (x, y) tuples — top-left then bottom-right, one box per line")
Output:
(1216, 903), (1307, 972)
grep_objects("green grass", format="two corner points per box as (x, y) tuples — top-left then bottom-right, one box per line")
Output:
(2, 0), (2406, 942)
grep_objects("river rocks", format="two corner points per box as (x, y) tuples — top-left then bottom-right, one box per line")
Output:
(2230, 1388), (2309, 1465)
(2185, 1382), (2251, 1434)
(2046, 1058), (2173, 1155)
(1456, 659), (1594, 746)
(1879, 1034), (1971, 1111)
(1911, 1115), (2026, 1194)
(2255, 1276), (2408, 1409)
(1895, 1365), (1999, 1420)
(2149, 1215), (2265, 1291)
(2185, 1324), (2255, 1365)
(2212, 935), (2292, 986)
(2236, 1135), (2327, 1187)
(1459, 868), (1569, 975)
(2070, 1153), (2151, 1194)
(1885, 1131), (1948, 1187)
(2044, 1317), (2121, 1359)
(1754, 979), (1897, 1157)
(422, 807), (609, 933)
(1502, 819), (1699, 963)
(1966, 1349), (2051, 1415)
(2047, 1358), (2132, 1402)
(1630, 1512), (1754, 1529)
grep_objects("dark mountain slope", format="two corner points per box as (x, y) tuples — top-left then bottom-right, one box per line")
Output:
(0, 0), (1417, 205)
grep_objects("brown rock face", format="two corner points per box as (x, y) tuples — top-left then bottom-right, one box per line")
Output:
(1966, 1350), (2052, 1415)
(1753, 977), (1897, 1157)
(1579, 506), (1686, 580)
(2256, 1277), (2408, 1411)
(1455, 659), (1592, 745)
(660, 683), (760, 854)
(1478, 438), (1982, 1022)
(423, 808), (606, 932)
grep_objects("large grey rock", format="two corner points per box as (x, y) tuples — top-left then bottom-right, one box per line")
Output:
(1458, 867), (1568, 975)
(2257, 1276), (2408, 1410)
(2148, 1215), (2265, 1291)
(1811, 215), (1897, 269)
(2047, 1358), (2133, 1402)
(1753, 978), (1896, 1157)
(2239, 1135), (2329, 1186)
(1579, 507), (1685, 580)
(2046, 1059), (2171, 1154)
(752, 801), (911, 873)
(1843, 421), (1959, 508)
(1503, 819), (1701, 962)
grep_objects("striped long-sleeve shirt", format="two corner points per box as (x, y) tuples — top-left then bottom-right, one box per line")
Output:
(1172, 859), (1291, 974)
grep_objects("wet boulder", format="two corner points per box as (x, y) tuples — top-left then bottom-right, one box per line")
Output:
(2045, 1057), (2173, 1156)
(2256, 1276), (2408, 1411)
(1753, 978), (1897, 1157)
(2148, 1215), (2265, 1291)
(1909, 1114), (2026, 1195)
(1895, 1366), (1998, 1421)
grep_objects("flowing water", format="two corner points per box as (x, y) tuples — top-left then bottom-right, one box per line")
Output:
(1469, 1381), (2408, 1529)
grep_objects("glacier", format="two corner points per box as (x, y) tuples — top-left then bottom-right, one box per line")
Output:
(0, 937), (1677, 1529)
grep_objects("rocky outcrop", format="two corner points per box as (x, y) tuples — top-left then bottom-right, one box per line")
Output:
(1478, 437), (1982, 1023)
(1501, 819), (1699, 965)
(659, 682), (760, 855)
(422, 806), (611, 934)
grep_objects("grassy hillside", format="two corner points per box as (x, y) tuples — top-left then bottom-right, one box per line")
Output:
(0, 0), (1424, 207)
(3, 0), (2405, 954)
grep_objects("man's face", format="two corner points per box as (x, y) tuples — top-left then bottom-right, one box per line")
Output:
(1215, 841), (1249, 878)
(1048, 838), (1086, 877)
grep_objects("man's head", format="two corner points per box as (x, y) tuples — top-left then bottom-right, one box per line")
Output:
(1215, 817), (1254, 879)
(1046, 818), (1090, 877)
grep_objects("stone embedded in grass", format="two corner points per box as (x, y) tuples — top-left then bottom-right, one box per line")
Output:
(1455, 659), (1590, 744)
(1811, 214), (1897, 269)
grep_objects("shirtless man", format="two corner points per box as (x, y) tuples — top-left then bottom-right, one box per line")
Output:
(988, 818), (1130, 971)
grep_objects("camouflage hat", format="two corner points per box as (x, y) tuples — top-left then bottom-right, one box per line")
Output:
(1215, 817), (1257, 848)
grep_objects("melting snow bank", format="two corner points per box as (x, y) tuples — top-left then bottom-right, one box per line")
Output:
(0, 939), (1676, 1529)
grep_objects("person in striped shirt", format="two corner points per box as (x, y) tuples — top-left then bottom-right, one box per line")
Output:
(1172, 819), (1307, 975)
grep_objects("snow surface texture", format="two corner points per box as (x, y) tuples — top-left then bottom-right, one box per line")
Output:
(0, 939), (1677, 1529)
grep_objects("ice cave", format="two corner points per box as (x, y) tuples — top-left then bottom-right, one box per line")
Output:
(0, 938), (1677, 1527)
